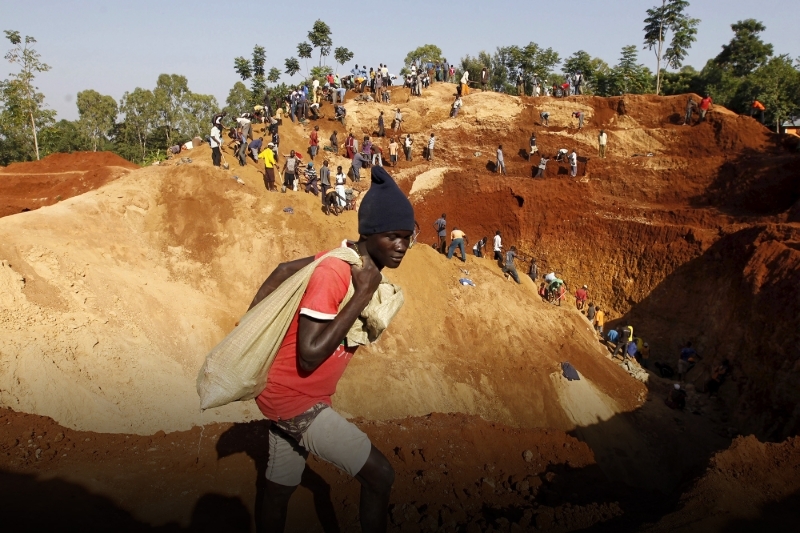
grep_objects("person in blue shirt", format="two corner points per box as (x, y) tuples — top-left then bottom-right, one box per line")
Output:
(248, 137), (263, 162)
(678, 342), (700, 381)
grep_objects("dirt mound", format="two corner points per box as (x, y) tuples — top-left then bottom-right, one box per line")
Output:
(0, 151), (139, 218)
(0, 153), (642, 434)
(646, 435), (800, 532)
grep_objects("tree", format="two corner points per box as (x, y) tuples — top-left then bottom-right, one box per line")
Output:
(223, 81), (250, 118)
(76, 89), (117, 152)
(333, 47), (353, 73)
(284, 57), (301, 77)
(119, 88), (156, 161)
(643, 0), (699, 95)
(267, 67), (281, 84)
(715, 19), (774, 77)
(38, 119), (89, 157)
(179, 93), (218, 138)
(233, 56), (252, 81)
(603, 45), (653, 95)
(404, 44), (443, 69)
(307, 19), (333, 67)
(153, 74), (189, 146)
(563, 51), (609, 94)
(3, 30), (53, 160)
(250, 45), (267, 106)
(738, 55), (800, 131)
(296, 42), (313, 75)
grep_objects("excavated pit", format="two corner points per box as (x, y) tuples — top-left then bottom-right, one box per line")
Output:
(1, 84), (799, 531)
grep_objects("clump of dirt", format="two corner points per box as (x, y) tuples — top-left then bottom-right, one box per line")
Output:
(0, 151), (139, 218)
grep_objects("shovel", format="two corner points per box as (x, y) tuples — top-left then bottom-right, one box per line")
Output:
(220, 150), (230, 170)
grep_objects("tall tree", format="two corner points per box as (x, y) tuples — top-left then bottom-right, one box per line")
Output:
(404, 44), (443, 69)
(224, 81), (251, 118)
(250, 45), (267, 106)
(153, 74), (189, 146)
(605, 45), (653, 95)
(267, 67), (281, 84)
(119, 88), (156, 161)
(333, 47), (353, 74)
(643, 0), (699, 94)
(307, 20), (333, 67)
(715, 19), (774, 77)
(563, 51), (609, 94)
(76, 89), (117, 151)
(179, 93), (219, 138)
(284, 57), (301, 77)
(296, 42), (313, 75)
(3, 30), (53, 160)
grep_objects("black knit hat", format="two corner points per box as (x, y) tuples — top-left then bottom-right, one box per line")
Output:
(358, 166), (415, 235)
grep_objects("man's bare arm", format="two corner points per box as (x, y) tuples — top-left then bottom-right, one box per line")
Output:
(247, 256), (315, 311)
(296, 253), (381, 373)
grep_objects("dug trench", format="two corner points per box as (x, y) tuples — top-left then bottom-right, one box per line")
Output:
(0, 85), (799, 531)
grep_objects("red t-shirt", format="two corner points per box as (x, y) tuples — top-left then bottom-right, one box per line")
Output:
(256, 252), (357, 421)
(310, 131), (319, 147)
(700, 97), (712, 110)
(576, 288), (588, 301)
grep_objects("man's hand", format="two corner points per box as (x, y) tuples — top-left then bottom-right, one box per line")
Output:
(351, 251), (381, 298)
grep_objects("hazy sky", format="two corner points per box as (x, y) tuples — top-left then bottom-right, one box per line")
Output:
(2, 0), (797, 120)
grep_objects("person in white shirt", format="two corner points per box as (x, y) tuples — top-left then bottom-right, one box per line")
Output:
(493, 230), (503, 262)
(569, 150), (578, 177)
(427, 133), (435, 161)
(598, 130), (608, 158)
(312, 78), (320, 104)
(210, 125), (222, 167)
(460, 70), (470, 96)
(451, 97), (463, 118)
(404, 134), (413, 161)
(334, 165), (347, 208)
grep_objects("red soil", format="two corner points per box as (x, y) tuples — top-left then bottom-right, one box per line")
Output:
(0, 151), (139, 218)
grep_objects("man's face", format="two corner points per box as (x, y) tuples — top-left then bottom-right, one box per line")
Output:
(365, 230), (413, 269)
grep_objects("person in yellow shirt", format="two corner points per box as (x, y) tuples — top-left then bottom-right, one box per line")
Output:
(594, 307), (605, 336)
(446, 227), (468, 262)
(258, 142), (277, 191)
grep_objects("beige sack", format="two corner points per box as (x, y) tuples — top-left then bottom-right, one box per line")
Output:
(196, 246), (404, 410)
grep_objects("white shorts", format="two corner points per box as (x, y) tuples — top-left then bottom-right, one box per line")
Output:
(266, 408), (372, 487)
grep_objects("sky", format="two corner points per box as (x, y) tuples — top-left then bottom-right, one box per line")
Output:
(2, 0), (798, 121)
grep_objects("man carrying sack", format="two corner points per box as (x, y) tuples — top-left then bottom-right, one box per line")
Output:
(244, 166), (414, 532)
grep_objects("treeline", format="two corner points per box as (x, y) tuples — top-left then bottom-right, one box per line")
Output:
(456, 17), (799, 130)
(0, 20), (353, 166)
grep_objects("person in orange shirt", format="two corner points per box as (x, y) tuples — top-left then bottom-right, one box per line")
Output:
(699, 94), (713, 122)
(750, 100), (765, 123)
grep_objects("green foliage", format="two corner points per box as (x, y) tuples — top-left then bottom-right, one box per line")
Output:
(404, 44), (443, 68)
(333, 47), (353, 71)
(267, 67), (281, 84)
(596, 45), (654, 96)
(307, 20), (333, 66)
(715, 19), (774, 77)
(660, 65), (702, 95)
(38, 119), (90, 157)
(233, 56), (251, 80)
(153, 74), (190, 146)
(735, 55), (800, 129)
(119, 88), (156, 161)
(297, 42), (313, 60)
(563, 51), (610, 94)
(179, 92), (219, 138)
(224, 81), (251, 118)
(2, 30), (53, 161)
(76, 89), (118, 151)
(284, 57), (301, 77)
(643, 0), (699, 94)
